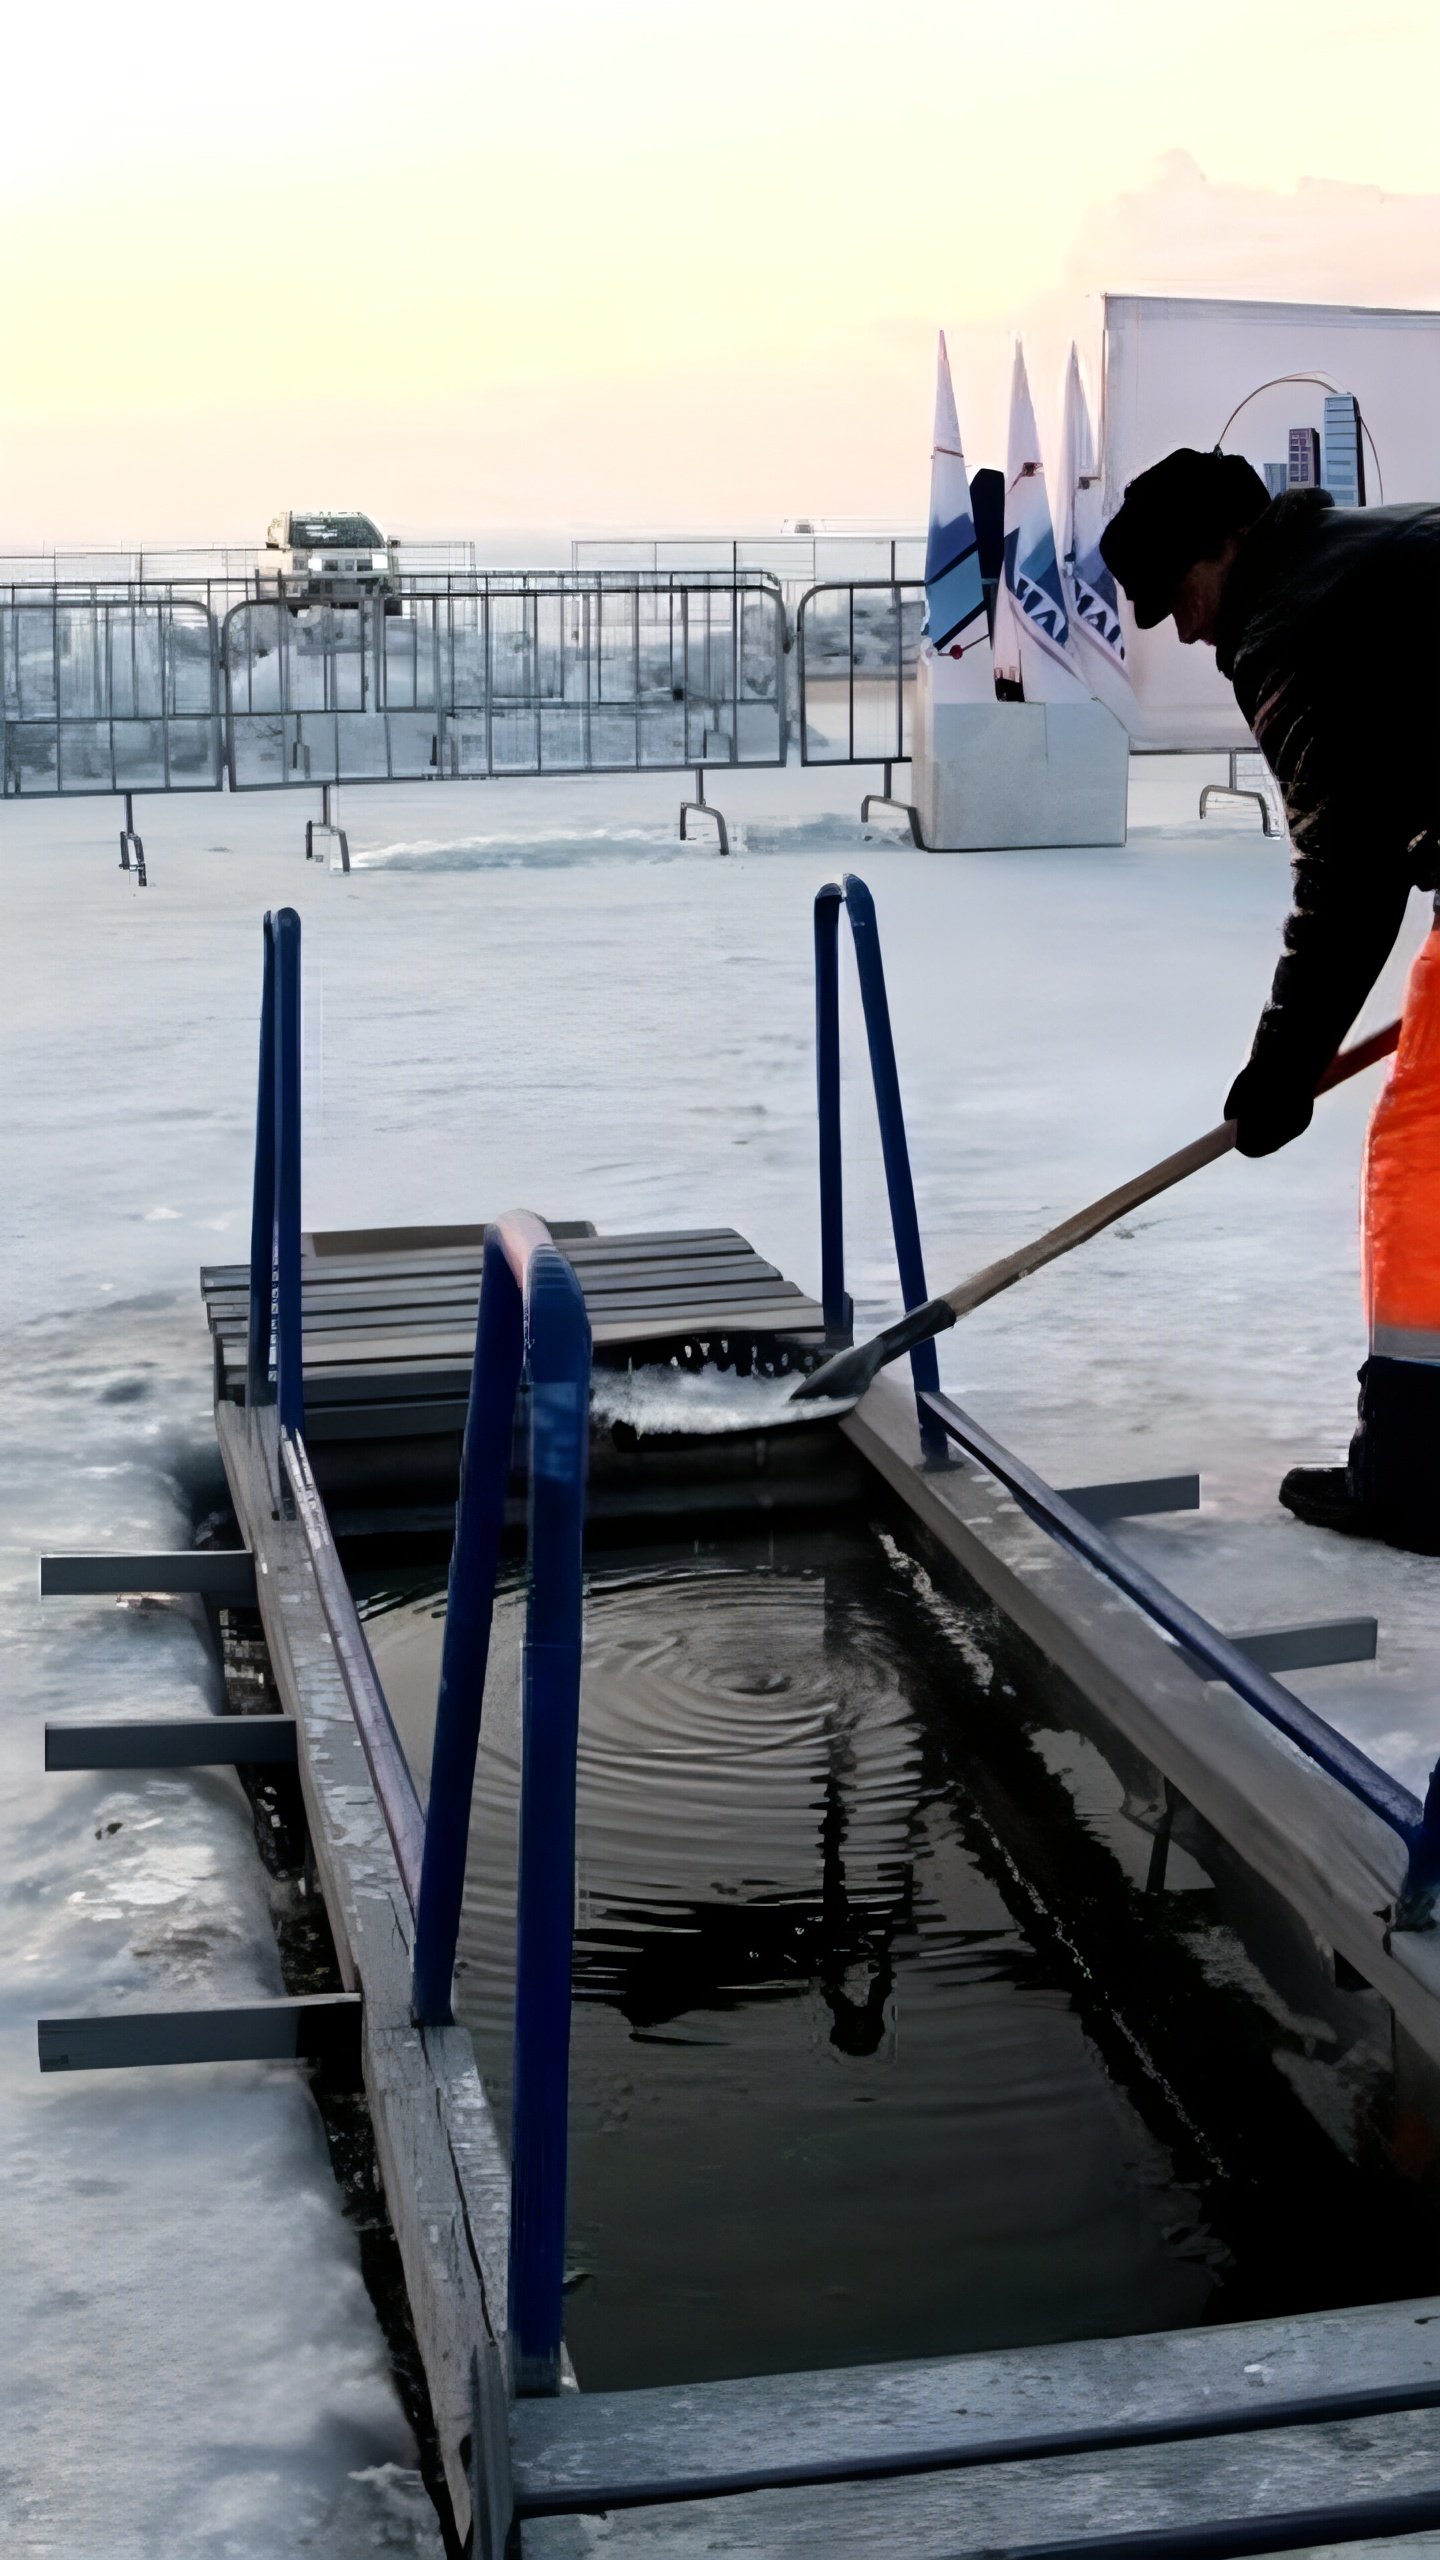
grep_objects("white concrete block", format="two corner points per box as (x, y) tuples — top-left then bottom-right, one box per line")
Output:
(914, 654), (1130, 851)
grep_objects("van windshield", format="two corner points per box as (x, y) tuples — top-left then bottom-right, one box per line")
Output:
(290, 515), (383, 549)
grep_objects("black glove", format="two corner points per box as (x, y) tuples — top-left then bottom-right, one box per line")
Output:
(1224, 1060), (1315, 1158)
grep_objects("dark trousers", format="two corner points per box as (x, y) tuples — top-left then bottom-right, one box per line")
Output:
(1348, 1356), (1440, 1522)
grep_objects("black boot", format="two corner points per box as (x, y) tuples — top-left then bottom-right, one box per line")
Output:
(1281, 1361), (1440, 1552)
(1348, 1355), (1440, 1553)
(1278, 1465), (1379, 1536)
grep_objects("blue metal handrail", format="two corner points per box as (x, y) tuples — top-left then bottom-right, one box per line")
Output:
(814, 875), (940, 1423)
(812, 878), (1440, 1920)
(242, 908), (426, 1904)
(919, 1391), (1440, 1913)
(245, 906), (304, 1438)
(410, 1209), (591, 2396)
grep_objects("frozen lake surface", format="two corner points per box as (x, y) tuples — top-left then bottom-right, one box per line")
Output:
(2, 753), (1434, 2551)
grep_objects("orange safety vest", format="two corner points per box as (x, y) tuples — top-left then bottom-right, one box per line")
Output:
(1363, 909), (1440, 1363)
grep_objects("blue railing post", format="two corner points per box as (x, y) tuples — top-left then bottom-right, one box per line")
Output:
(409, 1213), (591, 2391)
(271, 907), (304, 1438)
(1402, 1758), (1440, 1922)
(813, 875), (942, 1440)
(509, 1247), (590, 2394)
(839, 877), (937, 1395)
(412, 1227), (526, 2026)
(246, 915), (278, 1415)
(813, 886), (852, 1343)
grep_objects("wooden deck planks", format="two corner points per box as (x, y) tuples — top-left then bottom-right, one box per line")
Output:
(202, 1221), (825, 1427)
(517, 2406), (1440, 2556)
(511, 2297), (1440, 2515)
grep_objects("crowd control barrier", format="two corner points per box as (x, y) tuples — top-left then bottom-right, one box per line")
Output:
(796, 580), (924, 768)
(0, 595), (222, 796)
(223, 579), (788, 789)
(0, 571), (943, 815)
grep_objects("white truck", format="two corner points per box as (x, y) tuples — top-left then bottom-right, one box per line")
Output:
(262, 510), (396, 606)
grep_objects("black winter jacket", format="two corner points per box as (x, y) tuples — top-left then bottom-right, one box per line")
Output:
(1215, 488), (1440, 1093)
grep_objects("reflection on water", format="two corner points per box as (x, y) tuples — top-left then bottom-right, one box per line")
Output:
(365, 1525), (1238, 2388)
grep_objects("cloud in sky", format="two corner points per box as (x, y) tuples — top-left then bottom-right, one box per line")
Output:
(1, 0), (1438, 542)
(957, 153), (1440, 487)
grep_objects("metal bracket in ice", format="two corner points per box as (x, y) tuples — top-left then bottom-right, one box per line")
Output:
(44, 1716), (296, 1770)
(39, 1549), (257, 1601)
(1055, 1474), (1200, 1524)
(37, 1994), (360, 2074)
(1176, 1617), (1378, 1681)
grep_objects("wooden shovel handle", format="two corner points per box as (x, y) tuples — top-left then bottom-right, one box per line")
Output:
(942, 1016), (1401, 1328)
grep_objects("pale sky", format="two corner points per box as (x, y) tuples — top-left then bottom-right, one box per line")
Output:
(2, 0), (1438, 545)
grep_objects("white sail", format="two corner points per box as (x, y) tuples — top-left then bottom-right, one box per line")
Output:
(922, 333), (993, 700)
(1060, 346), (1129, 694)
(994, 341), (1088, 704)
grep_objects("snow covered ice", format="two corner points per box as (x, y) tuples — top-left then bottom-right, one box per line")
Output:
(2, 752), (1436, 2550)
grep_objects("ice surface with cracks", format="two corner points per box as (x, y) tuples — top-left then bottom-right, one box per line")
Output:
(1, 754), (1435, 2551)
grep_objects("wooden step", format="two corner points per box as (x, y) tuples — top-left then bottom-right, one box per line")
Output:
(511, 2297), (1440, 2521)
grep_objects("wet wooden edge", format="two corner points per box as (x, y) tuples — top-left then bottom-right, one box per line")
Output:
(216, 1398), (512, 2550)
(842, 1373), (1440, 2060)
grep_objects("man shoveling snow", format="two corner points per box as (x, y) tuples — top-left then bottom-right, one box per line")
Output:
(1101, 449), (1440, 1554)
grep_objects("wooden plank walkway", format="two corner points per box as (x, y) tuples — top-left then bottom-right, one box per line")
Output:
(510, 2298), (1440, 2517)
(519, 2404), (1440, 2554)
(201, 1221), (827, 1431)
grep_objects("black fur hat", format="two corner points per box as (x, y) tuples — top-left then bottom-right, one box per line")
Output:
(1099, 448), (1271, 628)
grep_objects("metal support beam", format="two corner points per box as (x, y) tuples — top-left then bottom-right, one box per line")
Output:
(679, 767), (730, 855)
(861, 765), (925, 846)
(37, 1993), (360, 2073)
(39, 1550), (256, 1601)
(1056, 1474), (1200, 1524)
(118, 790), (147, 885)
(1200, 752), (1281, 838)
(45, 1716), (296, 1771)
(305, 780), (350, 870)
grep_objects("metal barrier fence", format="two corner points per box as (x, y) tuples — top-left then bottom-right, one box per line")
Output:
(796, 581), (924, 767)
(0, 594), (222, 795)
(222, 581), (788, 787)
(0, 574), (937, 801)
(0, 578), (789, 797)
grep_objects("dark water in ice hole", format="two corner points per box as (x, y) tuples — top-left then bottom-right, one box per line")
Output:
(359, 1521), (1429, 2392)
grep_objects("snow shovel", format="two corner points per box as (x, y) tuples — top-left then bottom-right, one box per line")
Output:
(790, 1017), (1402, 1410)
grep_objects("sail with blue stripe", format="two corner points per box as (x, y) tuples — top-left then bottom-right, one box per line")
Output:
(924, 334), (987, 652)
(921, 334), (994, 702)
(1060, 345), (1128, 683)
(992, 341), (1088, 703)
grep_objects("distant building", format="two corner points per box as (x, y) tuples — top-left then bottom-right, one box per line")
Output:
(1264, 462), (1288, 498)
(1288, 428), (1322, 487)
(1322, 393), (1367, 507)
